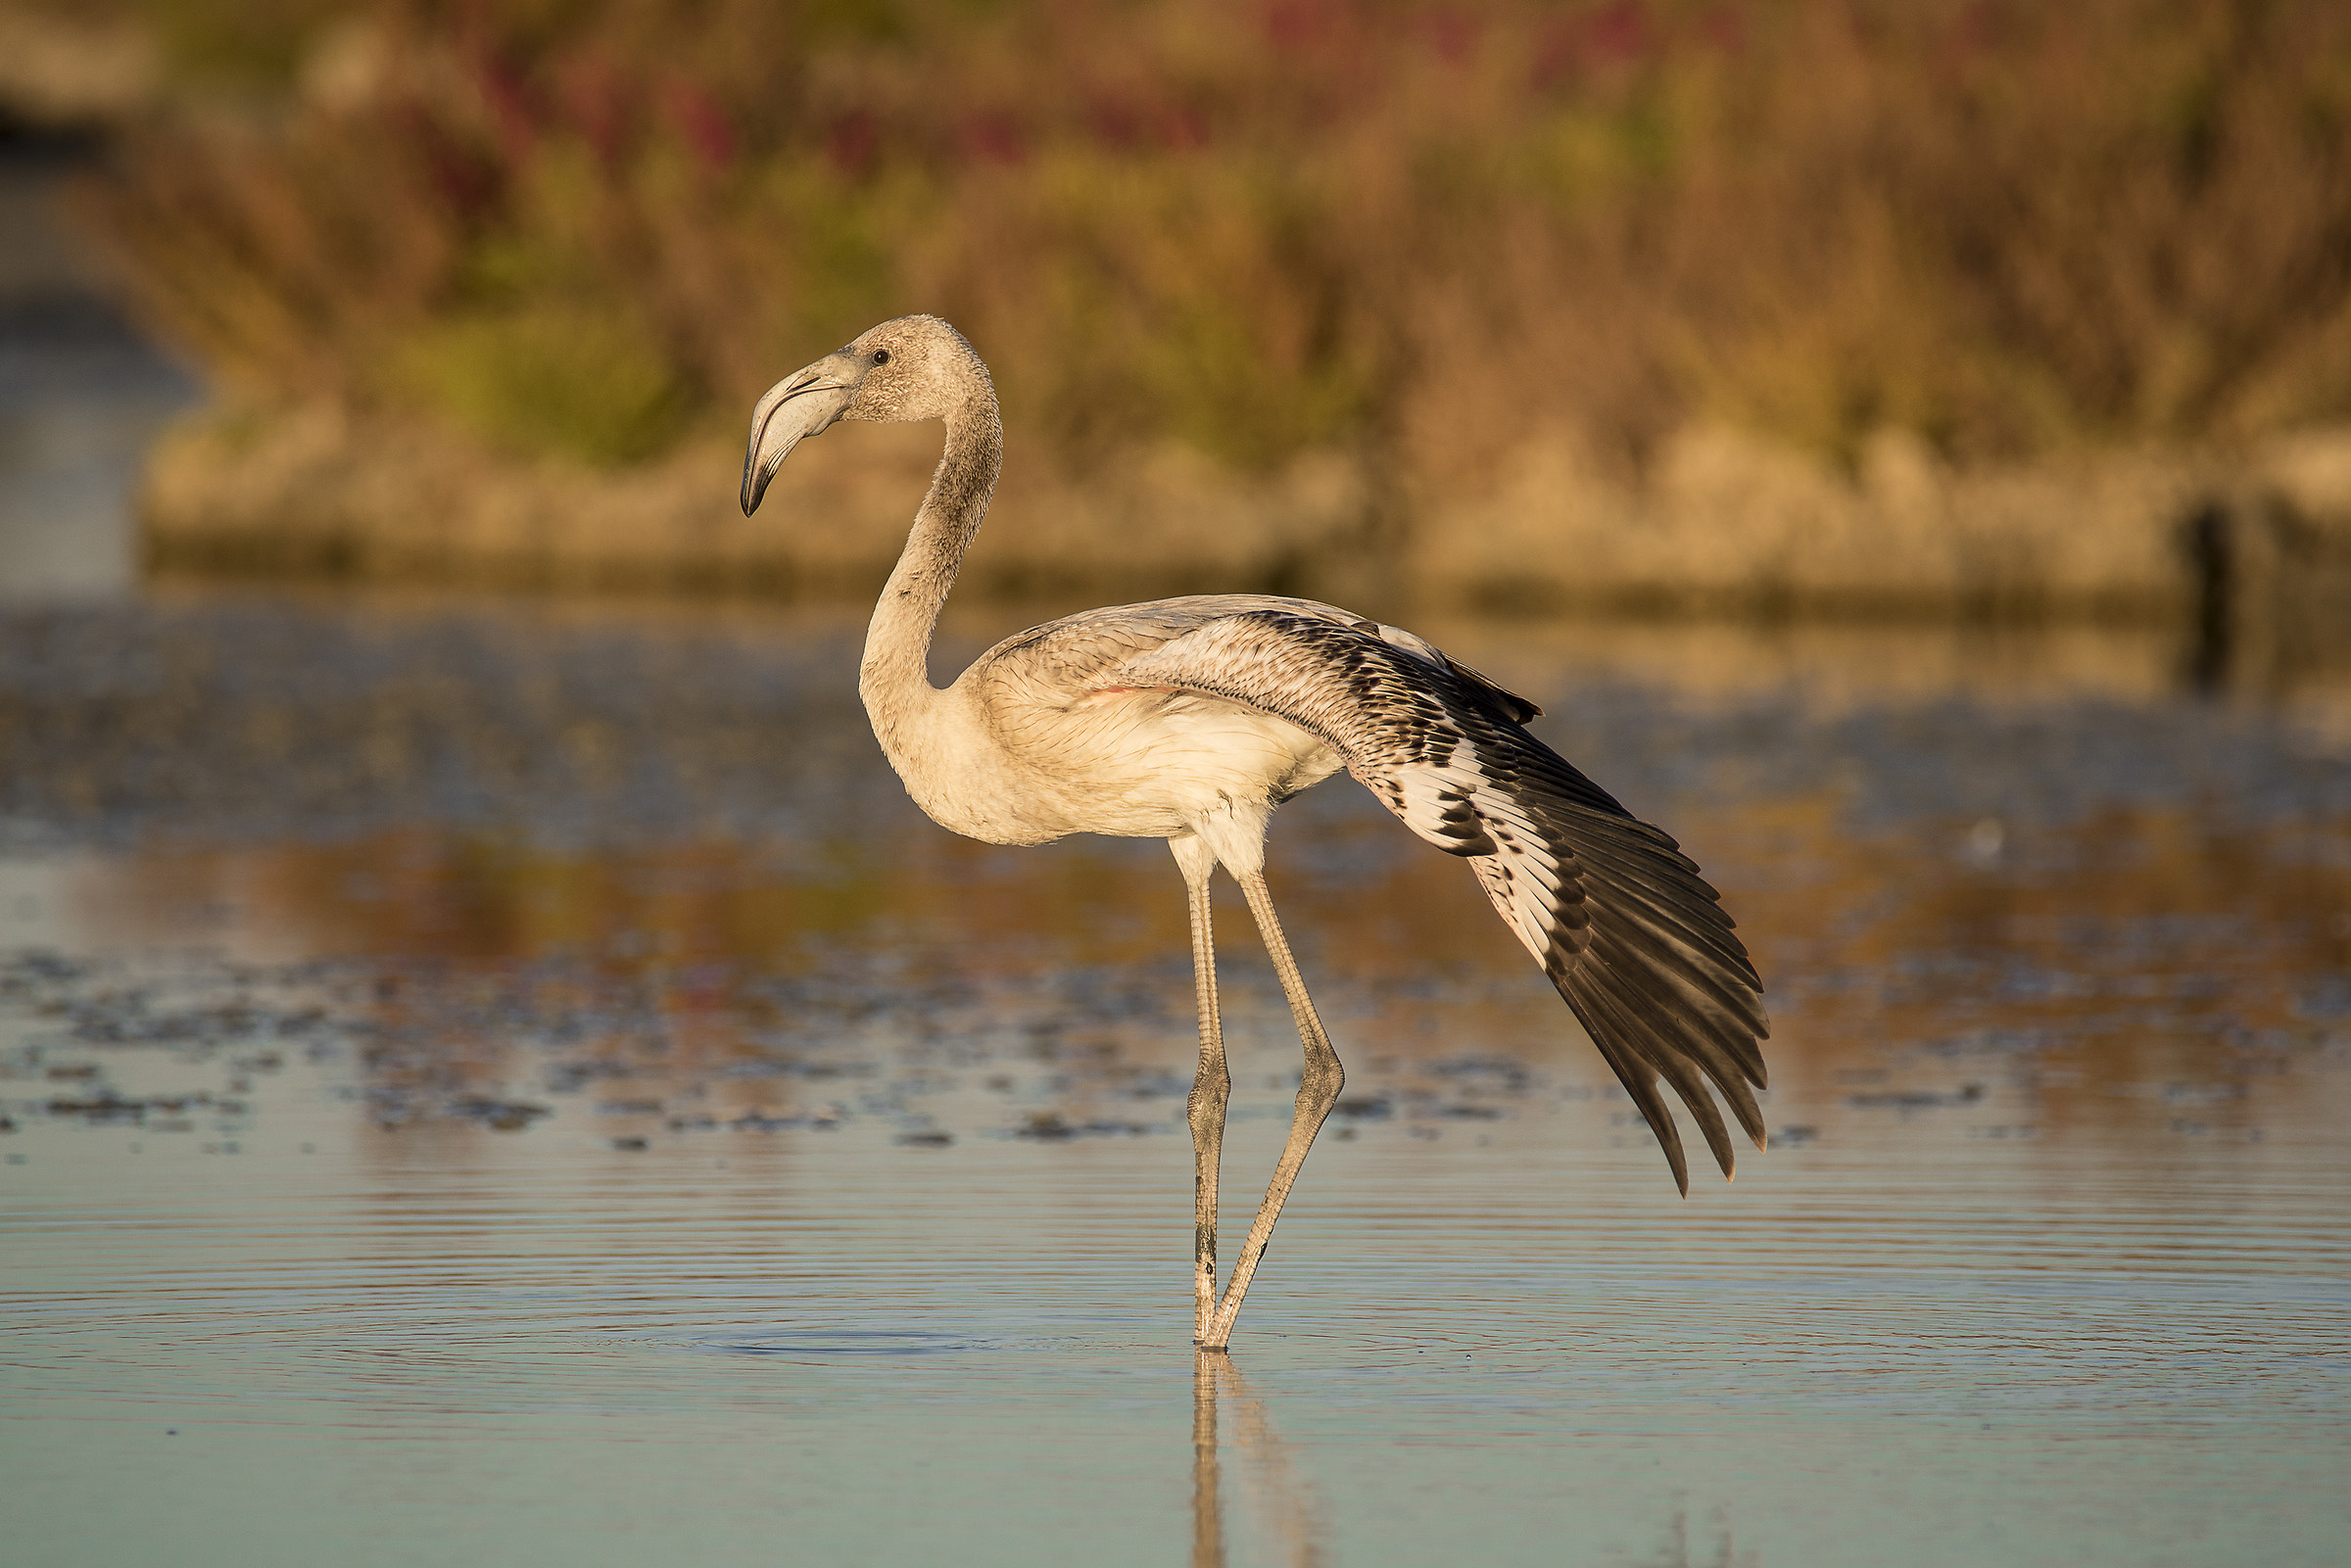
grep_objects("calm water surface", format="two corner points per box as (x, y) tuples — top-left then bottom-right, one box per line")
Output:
(2, 594), (2347, 1566)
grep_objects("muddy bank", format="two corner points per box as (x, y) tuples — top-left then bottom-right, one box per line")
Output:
(137, 406), (1388, 607)
(139, 404), (2351, 628)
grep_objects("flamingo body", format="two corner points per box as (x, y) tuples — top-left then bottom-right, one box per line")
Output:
(743, 315), (1769, 1348)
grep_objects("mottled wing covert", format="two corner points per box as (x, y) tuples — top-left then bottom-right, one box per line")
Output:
(1117, 610), (1770, 1193)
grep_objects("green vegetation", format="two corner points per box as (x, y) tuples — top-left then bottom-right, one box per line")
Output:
(68, 0), (2351, 487)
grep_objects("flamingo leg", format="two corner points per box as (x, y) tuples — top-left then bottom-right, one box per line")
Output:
(1174, 835), (1229, 1345)
(1200, 870), (1345, 1350)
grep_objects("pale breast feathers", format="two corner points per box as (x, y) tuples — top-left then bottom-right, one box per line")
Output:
(1111, 609), (1771, 1194)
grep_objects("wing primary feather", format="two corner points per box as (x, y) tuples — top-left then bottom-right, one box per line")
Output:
(1568, 855), (1761, 988)
(1556, 831), (1721, 907)
(1583, 961), (1769, 1143)
(1607, 993), (1740, 1179)
(1652, 1039), (1738, 1179)
(1582, 901), (1771, 1044)
(1560, 975), (1694, 1196)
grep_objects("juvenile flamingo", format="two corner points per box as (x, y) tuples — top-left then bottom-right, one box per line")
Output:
(743, 315), (1769, 1349)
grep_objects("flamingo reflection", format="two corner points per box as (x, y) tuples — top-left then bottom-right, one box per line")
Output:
(1192, 1351), (1325, 1567)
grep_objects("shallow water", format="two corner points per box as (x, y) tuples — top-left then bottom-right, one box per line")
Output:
(2, 593), (2348, 1566)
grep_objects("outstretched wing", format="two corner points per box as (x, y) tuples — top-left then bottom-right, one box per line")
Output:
(1117, 609), (1769, 1194)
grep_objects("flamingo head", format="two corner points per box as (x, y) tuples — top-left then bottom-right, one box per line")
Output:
(740, 315), (991, 515)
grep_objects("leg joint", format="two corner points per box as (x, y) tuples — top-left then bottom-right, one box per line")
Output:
(1298, 1056), (1344, 1105)
(1187, 1069), (1230, 1122)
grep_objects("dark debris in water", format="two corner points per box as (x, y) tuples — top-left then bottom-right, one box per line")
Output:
(45, 1089), (166, 1121)
(1014, 1110), (1160, 1140)
(448, 1097), (552, 1130)
(1847, 1083), (1987, 1111)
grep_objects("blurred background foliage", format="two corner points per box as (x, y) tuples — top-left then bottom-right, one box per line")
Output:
(42, 0), (2351, 479)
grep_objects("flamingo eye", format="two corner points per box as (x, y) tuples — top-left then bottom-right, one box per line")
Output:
(872, 350), (890, 365)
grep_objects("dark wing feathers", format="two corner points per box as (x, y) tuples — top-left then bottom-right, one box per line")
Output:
(1118, 610), (1769, 1195)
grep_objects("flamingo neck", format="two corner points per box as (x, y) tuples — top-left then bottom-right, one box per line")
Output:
(858, 389), (1002, 750)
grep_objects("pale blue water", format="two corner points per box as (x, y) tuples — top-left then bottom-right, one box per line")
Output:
(3, 597), (2347, 1565)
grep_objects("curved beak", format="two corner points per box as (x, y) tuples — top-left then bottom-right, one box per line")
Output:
(741, 352), (864, 515)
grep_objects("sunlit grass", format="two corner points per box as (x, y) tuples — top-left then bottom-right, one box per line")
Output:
(68, 0), (2351, 490)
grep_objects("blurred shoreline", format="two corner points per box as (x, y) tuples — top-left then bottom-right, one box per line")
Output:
(6, 1), (2351, 639)
(133, 395), (2351, 638)
(0, 118), (194, 601)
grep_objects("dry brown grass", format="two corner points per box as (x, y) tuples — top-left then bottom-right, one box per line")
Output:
(51, 0), (2351, 606)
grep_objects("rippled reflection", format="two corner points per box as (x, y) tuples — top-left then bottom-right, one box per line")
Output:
(1195, 1352), (1323, 1568)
